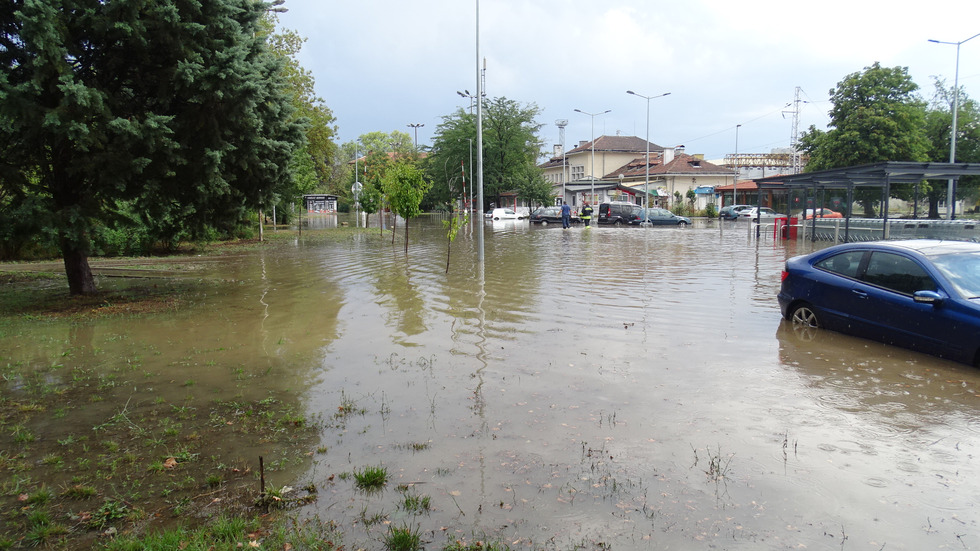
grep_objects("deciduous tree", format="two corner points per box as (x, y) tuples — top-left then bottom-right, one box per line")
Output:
(383, 162), (431, 253)
(427, 97), (545, 211)
(800, 63), (929, 216)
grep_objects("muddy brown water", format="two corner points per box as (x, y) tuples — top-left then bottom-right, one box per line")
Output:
(4, 215), (980, 549)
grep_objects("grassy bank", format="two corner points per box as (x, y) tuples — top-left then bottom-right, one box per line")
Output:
(1, 227), (517, 551)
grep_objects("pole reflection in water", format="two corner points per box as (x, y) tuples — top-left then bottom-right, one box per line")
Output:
(6, 216), (978, 550)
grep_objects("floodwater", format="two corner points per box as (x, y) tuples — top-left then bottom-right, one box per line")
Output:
(5, 216), (980, 550)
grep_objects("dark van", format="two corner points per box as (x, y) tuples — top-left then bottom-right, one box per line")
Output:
(598, 202), (641, 225)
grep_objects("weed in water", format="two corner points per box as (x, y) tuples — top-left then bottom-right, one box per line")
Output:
(27, 487), (54, 505)
(90, 499), (129, 529)
(384, 524), (422, 551)
(61, 484), (97, 499)
(400, 492), (431, 513)
(205, 473), (223, 488)
(334, 390), (365, 418)
(40, 454), (64, 468)
(11, 424), (35, 443)
(353, 465), (388, 490)
(442, 539), (512, 551)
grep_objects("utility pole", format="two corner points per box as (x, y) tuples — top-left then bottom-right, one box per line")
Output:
(555, 119), (568, 205)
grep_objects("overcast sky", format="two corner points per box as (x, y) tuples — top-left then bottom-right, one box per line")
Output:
(275, 0), (980, 162)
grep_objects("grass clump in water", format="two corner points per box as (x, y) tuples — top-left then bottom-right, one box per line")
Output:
(383, 523), (422, 551)
(353, 464), (388, 490)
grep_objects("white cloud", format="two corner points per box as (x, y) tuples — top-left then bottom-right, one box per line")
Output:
(277, 0), (980, 159)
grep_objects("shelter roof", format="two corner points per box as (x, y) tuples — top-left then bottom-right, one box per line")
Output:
(754, 162), (980, 189)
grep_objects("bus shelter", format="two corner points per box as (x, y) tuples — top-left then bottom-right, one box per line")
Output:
(753, 162), (980, 242)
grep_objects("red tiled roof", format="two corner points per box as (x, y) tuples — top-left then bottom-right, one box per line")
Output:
(647, 153), (733, 176)
(565, 135), (665, 155)
(600, 154), (663, 179)
(714, 180), (758, 191)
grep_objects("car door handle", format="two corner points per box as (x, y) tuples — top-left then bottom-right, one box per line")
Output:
(851, 289), (868, 299)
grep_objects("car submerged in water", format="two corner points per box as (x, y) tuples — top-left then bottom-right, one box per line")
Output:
(777, 239), (980, 366)
(629, 208), (691, 226)
(529, 206), (579, 225)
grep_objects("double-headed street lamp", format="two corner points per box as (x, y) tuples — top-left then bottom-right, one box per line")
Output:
(407, 123), (424, 150)
(626, 91), (670, 220)
(929, 31), (980, 220)
(574, 108), (611, 206)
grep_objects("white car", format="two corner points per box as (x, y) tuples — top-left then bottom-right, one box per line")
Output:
(738, 207), (784, 221)
(485, 208), (524, 220)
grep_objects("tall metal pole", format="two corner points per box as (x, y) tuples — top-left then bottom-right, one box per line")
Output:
(407, 123), (424, 150)
(556, 119), (568, 205)
(476, 0), (484, 261)
(627, 91), (670, 222)
(734, 124), (741, 209)
(574, 108), (610, 206)
(930, 32), (980, 220)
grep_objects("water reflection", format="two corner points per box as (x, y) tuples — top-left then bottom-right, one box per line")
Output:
(5, 217), (980, 549)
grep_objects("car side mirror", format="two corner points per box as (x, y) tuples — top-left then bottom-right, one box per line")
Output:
(913, 290), (944, 306)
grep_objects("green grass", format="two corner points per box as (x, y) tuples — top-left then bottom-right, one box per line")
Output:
(103, 514), (341, 551)
(384, 524), (422, 551)
(353, 464), (388, 490)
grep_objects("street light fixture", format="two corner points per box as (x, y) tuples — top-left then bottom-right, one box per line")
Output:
(626, 91), (670, 222)
(457, 90), (477, 114)
(574, 108), (611, 207)
(407, 123), (424, 150)
(929, 31), (980, 219)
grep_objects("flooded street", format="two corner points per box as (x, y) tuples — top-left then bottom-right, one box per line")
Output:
(4, 216), (980, 549)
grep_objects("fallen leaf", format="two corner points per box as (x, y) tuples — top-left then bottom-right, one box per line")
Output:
(164, 457), (178, 469)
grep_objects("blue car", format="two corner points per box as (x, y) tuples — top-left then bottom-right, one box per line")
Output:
(777, 240), (980, 366)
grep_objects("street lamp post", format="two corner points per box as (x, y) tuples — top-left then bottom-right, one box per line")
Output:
(407, 123), (424, 150)
(457, 90), (476, 114)
(929, 32), (980, 220)
(574, 108), (611, 207)
(475, 0), (484, 262)
(734, 124), (741, 209)
(627, 91), (670, 223)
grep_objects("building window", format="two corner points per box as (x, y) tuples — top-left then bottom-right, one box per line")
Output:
(571, 165), (584, 181)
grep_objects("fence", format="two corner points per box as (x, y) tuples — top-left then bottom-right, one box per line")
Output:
(757, 218), (980, 243)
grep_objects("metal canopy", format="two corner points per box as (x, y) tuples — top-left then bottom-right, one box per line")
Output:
(749, 162), (980, 243)
(754, 161), (980, 189)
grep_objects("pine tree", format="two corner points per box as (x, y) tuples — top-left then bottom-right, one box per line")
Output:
(0, 0), (305, 294)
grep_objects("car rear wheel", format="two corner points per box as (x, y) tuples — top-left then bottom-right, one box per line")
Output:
(790, 303), (820, 328)
(541, 219), (548, 225)
(613, 219), (622, 226)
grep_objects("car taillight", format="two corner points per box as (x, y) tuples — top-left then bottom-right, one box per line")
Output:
(781, 270), (789, 282)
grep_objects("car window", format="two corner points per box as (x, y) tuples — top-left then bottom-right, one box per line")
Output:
(930, 252), (980, 298)
(815, 251), (864, 278)
(862, 252), (937, 295)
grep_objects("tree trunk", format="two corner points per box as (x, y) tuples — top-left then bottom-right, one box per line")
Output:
(404, 218), (409, 253)
(62, 244), (97, 295)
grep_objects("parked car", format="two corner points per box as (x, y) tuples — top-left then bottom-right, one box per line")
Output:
(529, 206), (579, 225)
(597, 202), (642, 225)
(719, 204), (752, 220)
(738, 207), (783, 221)
(800, 208), (843, 219)
(485, 207), (524, 221)
(630, 208), (691, 226)
(777, 239), (980, 366)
